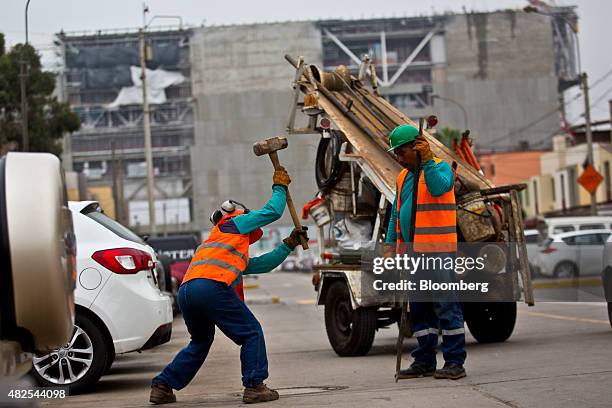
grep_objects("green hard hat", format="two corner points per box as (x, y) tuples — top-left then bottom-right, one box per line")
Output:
(387, 124), (419, 152)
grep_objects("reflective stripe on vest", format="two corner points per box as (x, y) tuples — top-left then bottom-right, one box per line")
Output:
(396, 158), (457, 253)
(182, 214), (250, 287)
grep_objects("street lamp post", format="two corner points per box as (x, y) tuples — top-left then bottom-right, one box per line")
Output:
(19, 0), (32, 152)
(431, 94), (468, 130)
(524, 6), (596, 214)
(140, 5), (183, 235)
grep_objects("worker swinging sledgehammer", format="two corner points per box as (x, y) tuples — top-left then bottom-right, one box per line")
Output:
(150, 166), (308, 404)
(386, 123), (467, 380)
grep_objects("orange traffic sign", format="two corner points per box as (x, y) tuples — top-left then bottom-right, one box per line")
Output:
(577, 164), (604, 194)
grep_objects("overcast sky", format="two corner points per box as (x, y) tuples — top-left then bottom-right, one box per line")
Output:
(2, 0), (611, 123)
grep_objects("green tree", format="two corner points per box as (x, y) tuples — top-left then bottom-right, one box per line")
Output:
(0, 33), (80, 155)
(435, 126), (461, 148)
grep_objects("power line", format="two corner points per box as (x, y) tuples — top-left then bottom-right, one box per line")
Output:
(487, 68), (612, 148)
(591, 68), (612, 89)
(591, 84), (612, 108)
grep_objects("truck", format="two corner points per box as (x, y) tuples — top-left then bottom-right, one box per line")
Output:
(283, 55), (534, 356)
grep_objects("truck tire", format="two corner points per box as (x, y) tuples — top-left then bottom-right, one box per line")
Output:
(31, 312), (109, 394)
(324, 281), (376, 356)
(463, 302), (516, 343)
(316, 132), (347, 193)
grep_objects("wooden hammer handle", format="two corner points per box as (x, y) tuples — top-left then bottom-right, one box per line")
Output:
(269, 152), (309, 250)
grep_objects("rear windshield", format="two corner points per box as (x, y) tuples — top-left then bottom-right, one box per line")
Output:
(578, 223), (605, 230)
(524, 234), (539, 244)
(83, 206), (145, 245)
(552, 225), (575, 234)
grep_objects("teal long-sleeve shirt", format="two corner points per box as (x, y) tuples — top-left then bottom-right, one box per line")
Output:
(232, 185), (291, 275)
(385, 159), (454, 244)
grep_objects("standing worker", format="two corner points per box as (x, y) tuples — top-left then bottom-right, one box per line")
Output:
(385, 124), (467, 380)
(150, 167), (308, 404)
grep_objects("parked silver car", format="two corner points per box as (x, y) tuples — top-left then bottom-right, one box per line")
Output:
(532, 229), (612, 278)
(525, 229), (540, 277)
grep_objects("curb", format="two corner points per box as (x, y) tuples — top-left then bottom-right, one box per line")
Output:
(245, 296), (282, 305)
(532, 277), (602, 289)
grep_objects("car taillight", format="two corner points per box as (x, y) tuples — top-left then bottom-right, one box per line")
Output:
(92, 248), (154, 274)
(540, 247), (557, 254)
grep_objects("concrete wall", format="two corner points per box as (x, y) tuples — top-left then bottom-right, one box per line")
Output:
(433, 11), (559, 151)
(190, 22), (322, 232)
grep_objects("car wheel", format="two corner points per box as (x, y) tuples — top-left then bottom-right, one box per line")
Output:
(604, 270), (612, 328)
(104, 348), (115, 375)
(31, 313), (109, 394)
(324, 281), (376, 356)
(529, 263), (540, 279)
(554, 261), (578, 278)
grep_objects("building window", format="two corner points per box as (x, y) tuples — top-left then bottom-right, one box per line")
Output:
(533, 180), (539, 214)
(551, 177), (556, 201)
(560, 173), (566, 210)
(604, 161), (611, 202)
(490, 163), (496, 176)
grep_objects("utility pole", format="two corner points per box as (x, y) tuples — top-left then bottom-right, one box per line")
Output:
(19, 0), (33, 152)
(609, 100), (612, 144)
(139, 27), (157, 234)
(582, 73), (597, 215)
(19, 62), (28, 152)
(111, 139), (121, 221)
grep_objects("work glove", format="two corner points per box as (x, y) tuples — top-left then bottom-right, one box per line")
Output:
(283, 226), (309, 250)
(413, 136), (433, 163)
(273, 166), (291, 188)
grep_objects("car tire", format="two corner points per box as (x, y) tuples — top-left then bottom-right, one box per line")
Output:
(31, 312), (109, 394)
(529, 263), (540, 279)
(553, 261), (578, 278)
(104, 348), (115, 375)
(463, 302), (517, 343)
(324, 281), (376, 356)
(604, 269), (612, 328)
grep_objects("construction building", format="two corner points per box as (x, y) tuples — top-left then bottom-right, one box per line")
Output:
(58, 7), (579, 235)
(57, 27), (194, 234)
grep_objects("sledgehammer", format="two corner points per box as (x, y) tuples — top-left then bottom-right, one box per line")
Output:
(253, 136), (309, 250)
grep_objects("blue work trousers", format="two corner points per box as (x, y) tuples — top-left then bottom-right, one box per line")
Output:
(409, 300), (466, 367)
(152, 278), (268, 389)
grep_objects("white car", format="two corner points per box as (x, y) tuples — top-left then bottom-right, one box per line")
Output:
(532, 229), (612, 278)
(31, 201), (173, 393)
(537, 216), (612, 238)
(524, 229), (540, 276)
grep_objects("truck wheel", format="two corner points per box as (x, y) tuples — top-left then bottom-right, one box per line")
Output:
(31, 313), (109, 394)
(463, 302), (516, 343)
(324, 281), (376, 356)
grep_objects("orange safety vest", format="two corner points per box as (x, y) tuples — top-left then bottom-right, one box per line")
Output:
(396, 158), (457, 253)
(182, 212), (249, 299)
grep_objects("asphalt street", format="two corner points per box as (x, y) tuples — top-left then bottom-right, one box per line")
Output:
(43, 272), (612, 408)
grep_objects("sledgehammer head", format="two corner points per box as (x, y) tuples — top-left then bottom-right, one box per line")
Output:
(253, 136), (288, 156)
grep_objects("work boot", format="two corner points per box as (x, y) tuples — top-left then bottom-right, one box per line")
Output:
(434, 363), (466, 380)
(149, 383), (176, 404)
(243, 383), (280, 404)
(397, 362), (436, 379)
